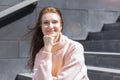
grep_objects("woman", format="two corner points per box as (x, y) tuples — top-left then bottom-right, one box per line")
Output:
(28, 6), (89, 80)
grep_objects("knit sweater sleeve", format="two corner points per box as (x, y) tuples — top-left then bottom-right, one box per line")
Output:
(53, 42), (89, 80)
(32, 50), (53, 80)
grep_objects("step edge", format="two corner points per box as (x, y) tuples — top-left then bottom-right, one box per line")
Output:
(18, 73), (32, 78)
(87, 65), (120, 74)
(85, 51), (120, 56)
(17, 66), (120, 78)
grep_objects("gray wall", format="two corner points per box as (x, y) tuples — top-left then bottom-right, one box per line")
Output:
(0, 0), (120, 80)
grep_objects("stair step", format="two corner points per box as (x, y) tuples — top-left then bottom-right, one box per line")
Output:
(116, 16), (120, 22)
(85, 51), (120, 69)
(15, 73), (32, 80)
(79, 40), (120, 52)
(0, 59), (28, 80)
(88, 66), (120, 80)
(87, 30), (120, 40)
(102, 23), (120, 31)
(15, 66), (120, 80)
(88, 66), (120, 75)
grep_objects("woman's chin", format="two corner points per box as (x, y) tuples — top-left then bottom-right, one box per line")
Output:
(46, 33), (57, 37)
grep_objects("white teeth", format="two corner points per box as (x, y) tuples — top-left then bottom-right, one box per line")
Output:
(47, 28), (55, 31)
(52, 29), (55, 30)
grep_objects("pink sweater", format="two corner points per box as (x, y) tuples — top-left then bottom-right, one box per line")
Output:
(32, 34), (89, 80)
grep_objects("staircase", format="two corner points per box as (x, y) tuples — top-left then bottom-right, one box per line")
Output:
(78, 16), (120, 80)
(79, 16), (120, 53)
(1, 1), (119, 79)
(85, 52), (120, 80)
(15, 53), (120, 80)
(15, 52), (120, 80)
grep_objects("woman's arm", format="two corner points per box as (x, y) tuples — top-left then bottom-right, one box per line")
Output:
(53, 43), (89, 80)
(32, 35), (54, 80)
(32, 50), (53, 80)
(32, 43), (89, 80)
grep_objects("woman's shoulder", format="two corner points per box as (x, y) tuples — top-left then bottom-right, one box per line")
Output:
(63, 35), (84, 60)
(66, 36), (83, 47)
(63, 35), (84, 51)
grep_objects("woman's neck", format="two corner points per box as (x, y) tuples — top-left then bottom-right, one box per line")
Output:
(54, 33), (60, 43)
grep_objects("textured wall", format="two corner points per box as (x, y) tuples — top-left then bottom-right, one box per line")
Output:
(0, 0), (36, 80)
(37, 0), (120, 40)
(0, 0), (120, 80)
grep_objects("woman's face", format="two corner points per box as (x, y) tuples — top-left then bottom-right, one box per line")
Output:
(41, 13), (62, 37)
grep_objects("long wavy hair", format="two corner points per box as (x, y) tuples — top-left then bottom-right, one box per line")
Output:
(28, 7), (64, 71)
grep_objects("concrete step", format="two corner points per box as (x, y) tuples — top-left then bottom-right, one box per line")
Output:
(102, 23), (120, 31)
(15, 73), (32, 80)
(79, 40), (120, 53)
(0, 59), (28, 80)
(116, 16), (120, 22)
(87, 30), (120, 40)
(85, 51), (120, 69)
(88, 66), (120, 80)
(15, 66), (120, 80)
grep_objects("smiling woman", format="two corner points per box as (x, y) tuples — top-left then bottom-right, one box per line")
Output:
(28, 6), (89, 80)
(41, 13), (62, 43)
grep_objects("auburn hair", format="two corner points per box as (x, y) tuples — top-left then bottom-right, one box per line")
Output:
(27, 7), (64, 71)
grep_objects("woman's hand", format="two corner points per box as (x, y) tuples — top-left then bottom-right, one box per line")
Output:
(43, 35), (54, 52)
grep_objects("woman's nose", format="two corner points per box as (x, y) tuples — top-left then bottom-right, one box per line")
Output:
(49, 22), (54, 28)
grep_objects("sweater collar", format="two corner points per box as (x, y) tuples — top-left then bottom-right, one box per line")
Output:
(52, 33), (66, 53)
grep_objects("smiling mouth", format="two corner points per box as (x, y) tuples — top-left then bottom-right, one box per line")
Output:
(47, 28), (55, 32)
(47, 29), (55, 34)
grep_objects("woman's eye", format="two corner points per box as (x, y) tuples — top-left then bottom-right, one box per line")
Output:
(52, 20), (58, 24)
(43, 21), (49, 24)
